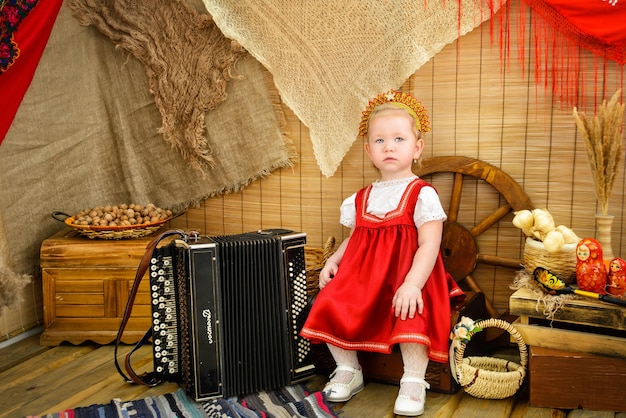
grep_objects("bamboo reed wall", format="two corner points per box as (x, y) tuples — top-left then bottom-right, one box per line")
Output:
(169, 4), (626, 315)
(2, 1), (625, 339)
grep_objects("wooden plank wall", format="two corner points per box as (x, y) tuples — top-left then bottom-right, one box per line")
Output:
(170, 3), (626, 314)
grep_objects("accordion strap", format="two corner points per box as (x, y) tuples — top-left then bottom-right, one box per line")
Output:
(114, 229), (186, 386)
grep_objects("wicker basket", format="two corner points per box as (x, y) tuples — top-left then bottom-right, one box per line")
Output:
(523, 237), (577, 284)
(454, 318), (528, 399)
(305, 236), (336, 296)
(53, 211), (171, 240)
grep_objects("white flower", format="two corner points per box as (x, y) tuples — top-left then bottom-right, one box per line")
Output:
(459, 316), (475, 327)
(449, 316), (482, 349)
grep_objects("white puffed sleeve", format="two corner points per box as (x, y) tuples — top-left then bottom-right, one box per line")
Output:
(414, 186), (447, 229)
(339, 193), (357, 228)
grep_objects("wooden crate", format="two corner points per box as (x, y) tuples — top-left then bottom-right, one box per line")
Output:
(40, 229), (159, 346)
(357, 291), (489, 393)
(509, 287), (626, 358)
(529, 345), (626, 411)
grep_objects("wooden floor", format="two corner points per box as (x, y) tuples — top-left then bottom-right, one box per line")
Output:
(1, 333), (624, 418)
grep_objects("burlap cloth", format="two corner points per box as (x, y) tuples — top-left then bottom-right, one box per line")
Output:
(0, 0), (295, 308)
(67, 0), (247, 174)
(202, 0), (505, 177)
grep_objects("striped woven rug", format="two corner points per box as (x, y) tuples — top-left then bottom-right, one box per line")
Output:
(28, 385), (338, 418)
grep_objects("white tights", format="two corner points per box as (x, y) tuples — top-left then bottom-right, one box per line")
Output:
(398, 343), (429, 399)
(326, 344), (360, 383)
(326, 342), (429, 399)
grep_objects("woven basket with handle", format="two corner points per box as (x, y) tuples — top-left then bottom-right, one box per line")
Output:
(454, 318), (528, 399)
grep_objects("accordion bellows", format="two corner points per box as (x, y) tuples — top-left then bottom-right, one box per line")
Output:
(149, 229), (315, 400)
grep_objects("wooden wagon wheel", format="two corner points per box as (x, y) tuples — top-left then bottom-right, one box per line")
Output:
(415, 156), (535, 318)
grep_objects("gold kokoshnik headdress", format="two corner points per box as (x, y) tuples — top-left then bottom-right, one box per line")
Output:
(359, 89), (430, 136)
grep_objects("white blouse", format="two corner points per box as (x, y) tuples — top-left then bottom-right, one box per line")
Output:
(339, 176), (447, 229)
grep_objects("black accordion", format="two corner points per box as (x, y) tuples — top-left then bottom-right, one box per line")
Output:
(149, 229), (315, 401)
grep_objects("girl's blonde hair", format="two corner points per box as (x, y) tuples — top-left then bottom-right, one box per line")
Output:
(366, 103), (423, 140)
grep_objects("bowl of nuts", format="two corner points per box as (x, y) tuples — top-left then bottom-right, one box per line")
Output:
(53, 203), (175, 239)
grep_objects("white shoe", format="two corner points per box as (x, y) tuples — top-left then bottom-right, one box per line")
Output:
(393, 377), (430, 416)
(322, 365), (364, 402)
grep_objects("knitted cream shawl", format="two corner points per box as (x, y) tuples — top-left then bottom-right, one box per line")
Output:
(203, 0), (505, 176)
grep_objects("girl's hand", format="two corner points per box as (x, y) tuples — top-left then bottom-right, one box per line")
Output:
(392, 283), (423, 320)
(319, 261), (339, 289)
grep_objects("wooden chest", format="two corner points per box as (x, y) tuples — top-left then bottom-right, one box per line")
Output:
(356, 291), (488, 393)
(40, 229), (158, 346)
(510, 287), (626, 411)
(529, 346), (626, 411)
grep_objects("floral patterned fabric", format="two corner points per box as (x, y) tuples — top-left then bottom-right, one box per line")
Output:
(0, 0), (38, 72)
(0, 0), (62, 144)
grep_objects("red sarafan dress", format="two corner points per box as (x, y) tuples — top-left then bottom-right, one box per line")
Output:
(301, 178), (465, 363)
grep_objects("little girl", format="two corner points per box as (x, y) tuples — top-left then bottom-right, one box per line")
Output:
(300, 90), (464, 416)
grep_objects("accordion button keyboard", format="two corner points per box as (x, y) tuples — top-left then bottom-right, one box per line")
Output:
(150, 253), (180, 377)
(287, 253), (312, 366)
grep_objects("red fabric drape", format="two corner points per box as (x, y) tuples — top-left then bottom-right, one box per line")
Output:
(0, 0), (63, 144)
(522, 0), (626, 65)
(500, 0), (626, 108)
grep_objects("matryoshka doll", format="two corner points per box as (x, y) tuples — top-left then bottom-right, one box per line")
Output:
(607, 258), (626, 297)
(576, 238), (607, 294)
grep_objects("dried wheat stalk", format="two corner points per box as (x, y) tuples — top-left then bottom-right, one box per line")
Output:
(573, 90), (625, 215)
